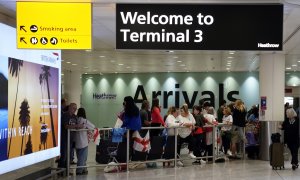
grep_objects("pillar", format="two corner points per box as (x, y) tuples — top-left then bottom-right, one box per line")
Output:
(62, 70), (82, 107)
(259, 53), (285, 160)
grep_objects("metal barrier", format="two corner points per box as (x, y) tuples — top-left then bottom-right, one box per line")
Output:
(65, 124), (246, 176)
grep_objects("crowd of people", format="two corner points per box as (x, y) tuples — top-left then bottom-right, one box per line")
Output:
(57, 96), (300, 174)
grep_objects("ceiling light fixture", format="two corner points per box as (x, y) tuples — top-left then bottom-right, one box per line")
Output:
(66, 62), (71, 64)
(177, 60), (182, 63)
(229, 51), (235, 54)
(227, 56), (234, 59)
(292, 64), (297, 67)
(72, 64), (77, 66)
(99, 55), (105, 58)
(173, 56), (178, 58)
(118, 63), (124, 66)
(286, 67), (292, 70)
(85, 50), (91, 52)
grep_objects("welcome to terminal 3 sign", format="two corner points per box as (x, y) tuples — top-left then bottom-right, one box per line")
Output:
(116, 4), (283, 50)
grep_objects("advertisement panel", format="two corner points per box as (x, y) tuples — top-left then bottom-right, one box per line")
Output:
(116, 4), (283, 50)
(0, 23), (61, 174)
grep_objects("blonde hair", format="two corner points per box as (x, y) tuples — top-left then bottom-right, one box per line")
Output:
(235, 99), (245, 111)
(223, 106), (232, 115)
(167, 106), (177, 115)
(180, 104), (189, 115)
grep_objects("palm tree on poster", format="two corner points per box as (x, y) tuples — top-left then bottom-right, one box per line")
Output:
(7, 58), (23, 157)
(39, 74), (48, 150)
(19, 99), (30, 155)
(24, 134), (33, 155)
(40, 65), (56, 147)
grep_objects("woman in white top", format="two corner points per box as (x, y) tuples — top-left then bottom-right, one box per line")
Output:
(165, 106), (180, 136)
(75, 108), (95, 175)
(176, 104), (196, 165)
(221, 106), (233, 156)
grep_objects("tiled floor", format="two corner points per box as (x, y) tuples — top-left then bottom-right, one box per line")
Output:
(58, 143), (300, 180)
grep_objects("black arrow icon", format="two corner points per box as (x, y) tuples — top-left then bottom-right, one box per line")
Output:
(20, 26), (27, 32)
(20, 37), (27, 44)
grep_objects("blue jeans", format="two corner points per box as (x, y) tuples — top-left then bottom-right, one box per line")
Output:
(76, 146), (88, 173)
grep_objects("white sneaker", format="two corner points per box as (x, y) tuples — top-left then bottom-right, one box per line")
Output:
(176, 161), (184, 167)
(189, 152), (196, 159)
(227, 150), (232, 156)
(200, 159), (206, 164)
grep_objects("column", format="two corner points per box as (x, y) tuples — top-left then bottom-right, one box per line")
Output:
(63, 70), (82, 107)
(259, 53), (285, 160)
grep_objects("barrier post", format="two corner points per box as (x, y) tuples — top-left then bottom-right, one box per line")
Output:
(126, 129), (130, 172)
(174, 127), (178, 167)
(212, 125), (216, 163)
(67, 129), (70, 176)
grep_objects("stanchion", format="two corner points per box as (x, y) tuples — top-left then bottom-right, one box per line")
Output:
(67, 129), (70, 176)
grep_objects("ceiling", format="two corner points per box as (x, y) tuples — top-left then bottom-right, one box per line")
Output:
(1, 0), (300, 75)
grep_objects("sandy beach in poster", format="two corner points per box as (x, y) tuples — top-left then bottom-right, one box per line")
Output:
(7, 57), (59, 159)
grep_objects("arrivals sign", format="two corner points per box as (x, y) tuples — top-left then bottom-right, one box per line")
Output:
(116, 4), (283, 50)
(17, 2), (92, 49)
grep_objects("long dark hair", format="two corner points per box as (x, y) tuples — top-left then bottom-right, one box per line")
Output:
(124, 96), (139, 117)
(77, 107), (86, 118)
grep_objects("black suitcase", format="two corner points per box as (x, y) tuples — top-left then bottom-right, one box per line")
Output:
(96, 139), (117, 164)
(269, 143), (285, 170)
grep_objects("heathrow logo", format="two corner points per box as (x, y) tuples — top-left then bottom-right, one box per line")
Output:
(257, 43), (280, 48)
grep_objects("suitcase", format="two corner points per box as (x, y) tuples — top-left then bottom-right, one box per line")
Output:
(96, 139), (117, 164)
(269, 143), (285, 170)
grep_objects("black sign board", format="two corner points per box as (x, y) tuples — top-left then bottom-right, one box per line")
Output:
(116, 4), (283, 50)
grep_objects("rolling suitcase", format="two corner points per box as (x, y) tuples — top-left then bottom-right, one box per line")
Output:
(269, 143), (285, 170)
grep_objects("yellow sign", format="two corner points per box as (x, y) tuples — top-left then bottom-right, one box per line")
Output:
(17, 2), (92, 49)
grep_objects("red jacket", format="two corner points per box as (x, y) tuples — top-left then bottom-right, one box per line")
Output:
(151, 107), (165, 126)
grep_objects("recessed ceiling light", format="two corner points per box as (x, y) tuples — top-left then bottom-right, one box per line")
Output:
(226, 64), (231, 66)
(177, 60), (182, 63)
(186, 70), (189, 72)
(99, 73), (103, 75)
(118, 63), (124, 66)
(72, 64), (77, 66)
(133, 70), (137, 72)
(115, 72), (118, 74)
(286, 67), (292, 70)
(99, 55), (105, 58)
(292, 64), (297, 67)
(126, 66), (131, 68)
(66, 62), (71, 64)
(226, 67), (230, 70)
(93, 69), (97, 71)
(167, 71), (170, 73)
(227, 62), (231, 64)
(85, 50), (91, 52)
(84, 72), (87, 74)
(229, 51), (235, 54)
(227, 57), (234, 59)
(180, 64), (186, 66)
(61, 60), (64, 62)
(173, 56), (178, 58)
(84, 67), (89, 69)
(298, 60), (300, 63)
(61, 74), (64, 76)
(110, 60), (115, 63)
